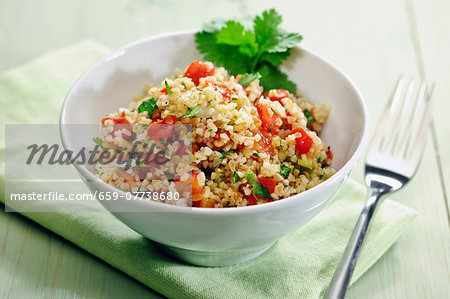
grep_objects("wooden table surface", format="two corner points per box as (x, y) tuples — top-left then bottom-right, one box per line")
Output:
(1, 0), (449, 298)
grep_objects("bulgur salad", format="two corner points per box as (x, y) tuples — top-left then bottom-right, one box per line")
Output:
(95, 60), (335, 208)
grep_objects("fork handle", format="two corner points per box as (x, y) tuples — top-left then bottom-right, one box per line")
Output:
(325, 189), (383, 299)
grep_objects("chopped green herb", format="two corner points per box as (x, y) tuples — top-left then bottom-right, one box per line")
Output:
(269, 123), (274, 133)
(138, 97), (158, 116)
(183, 106), (201, 118)
(280, 165), (291, 178)
(213, 149), (235, 169)
(233, 171), (243, 183)
(92, 137), (107, 151)
(159, 137), (166, 144)
(208, 129), (213, 132)
(111, 159), (141, 169)
(253, 152), (260, 158)
(246, 172), (272, 199)
(238, 72), (261, 86)
(279, 136), (284, 147)
(165, 172), (175, 181)
(181, 82), (187, 89)
(195, 9), (302, 93)
(164, 80), (173, 95)
(303, 109), (313, 125)
(319, 174), (324, 180)
(297, 159), (313, 170)
(231, 97), (238, 101)
(220, 149), (235, 159)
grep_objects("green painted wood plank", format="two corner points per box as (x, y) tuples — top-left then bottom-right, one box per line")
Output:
(0, 207), (162, 298)
(408, 0), (450, 217)
(239, 0), (450, 298)
(0, 0), (449, 298)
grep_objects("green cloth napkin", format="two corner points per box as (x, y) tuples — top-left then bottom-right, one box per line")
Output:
(0, 41), (417, 298)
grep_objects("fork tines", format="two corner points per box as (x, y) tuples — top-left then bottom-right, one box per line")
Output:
(372, 77), (434, 161)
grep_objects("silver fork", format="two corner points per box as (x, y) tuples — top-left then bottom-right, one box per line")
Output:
(325, 78), (434, 299)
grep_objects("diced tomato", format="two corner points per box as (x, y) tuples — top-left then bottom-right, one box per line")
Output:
(256, 103), (282, 135)
(191, 171), (204, 196)
(213, 83), (231, 101)
(326, 148), (333, 160)
(101, 116), (130, 126)
(325, 147), (333, 165)
(245, 193), (258, 206)
(176, 171), (213, 207)
(263, 89), (290, 102)
(239, 184), (258, 206)
(289, 127), (313, 155)
(257, 130), (273, 156)
(136, 167), (149, 181)
(147, 115), (177, 142)
(161, 115), (177, 124)
(150, 109), (162, 121)
(177, 143), (187, 156)
(175, 171), (203, 195)
(183, 60), (215, 85)
(101, 117), (133, 140)
(160, 88), (168, 95)
(257, 177), (276, 194)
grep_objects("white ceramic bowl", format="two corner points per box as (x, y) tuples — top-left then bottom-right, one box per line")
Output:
(60, 30), (368, 266)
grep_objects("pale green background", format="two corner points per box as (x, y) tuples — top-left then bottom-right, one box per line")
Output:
(1, 0), (449, 298)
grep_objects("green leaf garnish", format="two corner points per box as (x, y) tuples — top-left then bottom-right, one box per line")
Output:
(92, 137), (107, 151)
(183, 106), (201, 118)
(304, 109), (313, 126)
(195, 9), (302, 92)
(216, 21), (258, 57)
(253, 152), (260, 158)
(233, 171), (243, 183)
(280, 165), (291, 178)
(165, 80), (173, 95)
(246, 172), (272, 199)
(238, 72), (262, 86)
(258, 64), (296, 93)
(138, 97), (158, 116)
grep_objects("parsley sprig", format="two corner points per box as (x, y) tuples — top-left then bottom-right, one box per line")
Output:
(183, 106), (201, 118)
(213, 149), (235, 169)
(246, 172), (272, 199)
(238, 72), (261, 86)
(164, 80), (173, 95)
(92, 137), (107, 151)
(195, 9), (302, 93)
(138, 97), (158, 116)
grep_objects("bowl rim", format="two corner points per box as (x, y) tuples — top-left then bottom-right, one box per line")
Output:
(60, 30), (369, 216)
